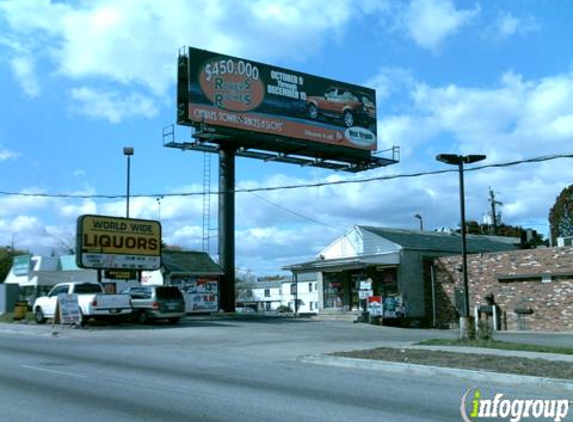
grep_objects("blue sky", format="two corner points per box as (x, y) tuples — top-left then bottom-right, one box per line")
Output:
(0, 0), (572, 274)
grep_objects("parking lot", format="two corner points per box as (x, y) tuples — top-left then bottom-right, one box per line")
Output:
(4, 314), (572, 357)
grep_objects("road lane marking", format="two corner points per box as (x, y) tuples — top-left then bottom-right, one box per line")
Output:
(21, 364), (87, 379)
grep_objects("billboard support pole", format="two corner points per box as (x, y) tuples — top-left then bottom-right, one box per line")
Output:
(219, 145), (236, 312)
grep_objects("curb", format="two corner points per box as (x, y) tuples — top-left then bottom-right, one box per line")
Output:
(297, 354), (573, 392)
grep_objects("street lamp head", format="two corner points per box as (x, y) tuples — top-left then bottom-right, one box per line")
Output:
(436, 153), (486, 165)
(123, 147), (134, 156)
(435, 153), (461, 165)
(463, 154), (486, 164)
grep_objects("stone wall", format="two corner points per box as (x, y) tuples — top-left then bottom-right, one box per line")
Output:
(432, 247), (573, 332)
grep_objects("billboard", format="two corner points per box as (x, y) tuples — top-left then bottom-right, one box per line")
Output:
(76, 215), (162, 271)
(178, 47), (378, 153)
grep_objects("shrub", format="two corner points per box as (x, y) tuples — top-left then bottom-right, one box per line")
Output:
(477, 320), (493, 341)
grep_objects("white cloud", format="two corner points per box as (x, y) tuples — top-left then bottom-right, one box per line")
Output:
(0, 191), (51, 218)
(58, 200), (98, 219)
(365, 67), (573, 236)
(0, 0), (568, 271)
(9, 56), (40, 97)
(235, 225), (336, 273)
(492, 11), (540, 39)
(0, 0), (368, 123)
(197, 67), (573, 268)
(372, 69), (573, 157)
(399, 0), (479, 51)
(168, 225), (203, 250)
(0, 145), (19, 161)
(0, 215), (55, 252)
(11, 215), (42, 232)
(0, 0), (69, 36)
(0, 0), (358, 99)
(366, 67), (415, 107)
(69, 87), (158, 123)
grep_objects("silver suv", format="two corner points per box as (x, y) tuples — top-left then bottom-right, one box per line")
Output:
(123, 286), (185, 324)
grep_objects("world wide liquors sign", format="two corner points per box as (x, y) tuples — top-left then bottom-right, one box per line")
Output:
(76, 215), (162, 271)
(178, 47), (378, 152)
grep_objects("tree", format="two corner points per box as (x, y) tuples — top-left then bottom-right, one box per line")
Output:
(51, 231), (76, 255)
(549, 185), (573, 243)
(465, 220), (487, 235)
(464, 220), (545, 248)
(235, 269), (256, 302)
(0, 246), (30, 283)
(161, 242), (185, 251)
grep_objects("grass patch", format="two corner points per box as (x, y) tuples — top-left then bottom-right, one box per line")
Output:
(0, 311), (35, 324)
(333, 347), (573, 380)
(417, 338), (573, 355)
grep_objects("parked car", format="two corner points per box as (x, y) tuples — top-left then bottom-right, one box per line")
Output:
(236, 306), (257, 314)
(122, 285), (185, 324)
(33, 281), (132, 325)
(306, 87), (376, 128)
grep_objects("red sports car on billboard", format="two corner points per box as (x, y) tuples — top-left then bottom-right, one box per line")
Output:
(306, 87), (376, 129)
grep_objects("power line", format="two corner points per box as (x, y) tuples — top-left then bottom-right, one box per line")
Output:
(244, 189), (346, 233)
(0, 152), (571, 200)
(243, 189), (361, 255)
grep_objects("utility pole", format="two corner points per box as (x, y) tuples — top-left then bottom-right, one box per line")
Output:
(488, 188), (502, 235)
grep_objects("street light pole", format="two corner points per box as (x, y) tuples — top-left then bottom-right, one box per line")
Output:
(436, 153), (486, 340)
(123, 147), (134, 218)
(414, 213), (424, 231)
(156, 196), (164, 221)
(456, 159), (470, 332)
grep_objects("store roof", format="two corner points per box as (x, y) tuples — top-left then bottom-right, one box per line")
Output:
(360, 226), (520, 254)
(59, 255), (82, 271)
(161, 250), (224, 275)
(284, 226), (519, 272)
(284, 252), (401, 272)
(238, 280), (284, 290)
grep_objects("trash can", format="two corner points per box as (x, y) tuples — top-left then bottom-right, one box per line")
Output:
(13, 301), (28, 321)
(515, 307), (533, 331)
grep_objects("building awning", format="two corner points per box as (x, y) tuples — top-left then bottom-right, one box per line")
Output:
(283, 252), (400, 273)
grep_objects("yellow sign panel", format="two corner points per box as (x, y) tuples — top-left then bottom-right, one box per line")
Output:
(76, 215), (162, 270)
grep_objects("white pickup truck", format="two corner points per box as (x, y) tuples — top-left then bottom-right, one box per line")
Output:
(33, 281), (132, 325)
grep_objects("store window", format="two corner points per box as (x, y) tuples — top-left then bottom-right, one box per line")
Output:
(324, 273), (346, 309)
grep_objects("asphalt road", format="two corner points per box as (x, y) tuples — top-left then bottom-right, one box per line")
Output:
(0, 318), (570, 422)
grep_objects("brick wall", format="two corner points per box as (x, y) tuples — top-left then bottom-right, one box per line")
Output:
(432, 247), (573, 332)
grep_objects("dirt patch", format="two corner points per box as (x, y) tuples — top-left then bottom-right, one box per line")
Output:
(332, 348), (573, 380)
